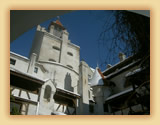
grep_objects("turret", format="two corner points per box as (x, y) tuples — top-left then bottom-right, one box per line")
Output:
(48, 20), (65, 38)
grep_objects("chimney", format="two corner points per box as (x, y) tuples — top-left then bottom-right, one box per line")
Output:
(119, 52), (126, 62)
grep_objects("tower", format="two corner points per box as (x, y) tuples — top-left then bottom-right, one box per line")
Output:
(28, 19), (80, 115)
(78, 61), (90, 114)
(29, 19), (80, 73)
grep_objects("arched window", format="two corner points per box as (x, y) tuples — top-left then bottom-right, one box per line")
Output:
(49, 59), (56, 62)
(52, 46), (60, 51)
(44, 85), (52, 101)
(67, 52), (73, 56)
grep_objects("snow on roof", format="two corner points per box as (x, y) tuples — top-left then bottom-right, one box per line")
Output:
(104, 59), (141, 79)
(68, 42), (80, 49)
(10, 67), (46, 82)
(125, 67), (145, 77)
(105, 87), (133, 101)
(88, 67), (104, 86)
(90, 67), (95, 72)
(102, 54), (138, 74)
(10, 51), (29, 60)
(56, 87), (80, 97)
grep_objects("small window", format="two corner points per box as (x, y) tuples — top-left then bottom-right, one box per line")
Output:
(67, 52), (73, 56)
(10, 59), (16, 65)
(52, 46), (60, 51)
(44, 85), (52, 101)
(34, 67), (38, 73)
(49, 59), (56, 62)
(67, 65), (73, 69)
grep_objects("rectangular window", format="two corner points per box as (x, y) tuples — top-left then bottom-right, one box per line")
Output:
(34, 67), (38, 73)
(10, 59), (16, 65)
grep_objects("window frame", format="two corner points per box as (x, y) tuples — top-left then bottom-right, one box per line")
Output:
(49, 59), (56, 62)
(10, 58), (16, 65)
(52, 46), (60, 51)
(44, 85), (52, 102)
(34, 67), (38, 73)
(67, 52), (73, 56)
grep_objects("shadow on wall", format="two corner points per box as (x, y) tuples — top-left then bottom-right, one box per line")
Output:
(64, 73), (73, 92)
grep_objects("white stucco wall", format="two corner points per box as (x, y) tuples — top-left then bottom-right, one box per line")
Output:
(29, 25), (80, 73)
(29, 30), (44, 59)
(10, 22), (88, 115)
(38, 33), (61, 62)
(38, 80), (56, 115)
(11, 87), (39, 103)
(27, 104), (37, 115)
(92, 86), (112, 115)
(54, 102), (75, 115)
(109, 65), (139, 94)
(66, 43), (80, 73)
(40, 62), (79, 93)
(31, 63), (47, 80)
(10, 52), (29, 72)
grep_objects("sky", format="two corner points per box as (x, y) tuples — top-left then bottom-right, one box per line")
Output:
(10, 10), (120, 71)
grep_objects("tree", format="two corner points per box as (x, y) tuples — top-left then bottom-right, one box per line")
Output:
(98, 10), (150, 69)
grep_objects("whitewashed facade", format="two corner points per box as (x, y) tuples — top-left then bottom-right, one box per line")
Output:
(10, 20), (149, 115)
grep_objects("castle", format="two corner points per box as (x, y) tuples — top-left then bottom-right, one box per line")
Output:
(10, 20), (150, 115)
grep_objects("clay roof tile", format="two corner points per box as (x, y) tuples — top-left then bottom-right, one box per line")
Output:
(55, 20), (63, 27)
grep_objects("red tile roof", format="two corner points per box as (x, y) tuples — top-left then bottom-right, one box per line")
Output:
(49, 20), (65, 30)
(55, 20), (63, 27)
